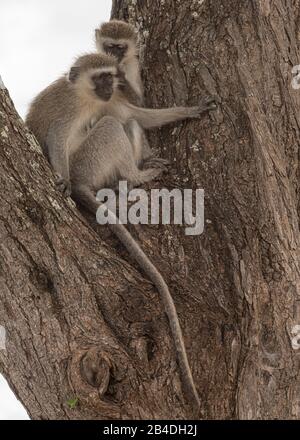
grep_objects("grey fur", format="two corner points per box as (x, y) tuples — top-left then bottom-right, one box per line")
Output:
(26, 52), (217, 410)
(95, 20), (153, 164)
(26, 52), (216, 193)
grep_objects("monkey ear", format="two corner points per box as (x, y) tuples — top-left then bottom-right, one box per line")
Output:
(95, 29), (100, 39)
(68, 66), (80, 83)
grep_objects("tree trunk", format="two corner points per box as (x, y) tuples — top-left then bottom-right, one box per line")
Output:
(112, 0), (300, 419)
(1, 0), (300, 420)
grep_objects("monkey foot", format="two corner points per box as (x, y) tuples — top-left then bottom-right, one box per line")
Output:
(143, 157), (170, 170)
(54, 174), (72, 197)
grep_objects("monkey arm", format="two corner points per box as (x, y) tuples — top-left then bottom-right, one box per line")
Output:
(127, 96), (217, 129)
(46, 127), (71, 196)
(118, 70), (144, 107)
(123, 87), (144, 107)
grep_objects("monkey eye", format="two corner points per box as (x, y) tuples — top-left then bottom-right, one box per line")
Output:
(99, 72), (113, 81)
(117, 44), (125, 50)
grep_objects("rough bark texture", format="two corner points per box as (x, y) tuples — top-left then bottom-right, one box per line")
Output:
(112, 0), (300, 419)
(1, 0), (300, 420)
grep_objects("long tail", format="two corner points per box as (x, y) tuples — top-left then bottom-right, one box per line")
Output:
(98, 204), (200, 410)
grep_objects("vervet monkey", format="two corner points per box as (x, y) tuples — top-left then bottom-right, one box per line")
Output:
(95, 19), (143, 106)
(26, 53), (216, 195)
(26, 53), (217, 408)
(95, 19), (167, 169)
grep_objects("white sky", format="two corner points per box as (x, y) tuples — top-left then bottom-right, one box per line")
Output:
(0, 0), (112, 419)
(0, 0), (112, 118)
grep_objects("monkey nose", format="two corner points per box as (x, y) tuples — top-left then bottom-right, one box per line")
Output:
(102, 88), (113, 100)
(117, 53), (124, 62)
(113, 49), (124, 61)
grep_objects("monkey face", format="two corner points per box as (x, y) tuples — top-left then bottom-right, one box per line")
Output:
(103, 42), (128, 63)
(92, 72), (115, 101)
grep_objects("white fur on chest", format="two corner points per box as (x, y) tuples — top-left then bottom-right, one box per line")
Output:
(66, 87), (139, 156)
(67, 104), (101, 154)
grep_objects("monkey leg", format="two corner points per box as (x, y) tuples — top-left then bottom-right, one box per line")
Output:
(71, 116), (164, 199)
(123, 119), (168, 174)
(118, 151), (164, 187)
(141, 131), (153, 161)
(124, 119), (159, 163)
(123, 119), (154, 165)
(71, 184), (99, 215)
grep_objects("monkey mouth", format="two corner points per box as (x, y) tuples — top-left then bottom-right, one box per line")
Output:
(116, 54), (124, 63)
(95, 88), (112, 101)
(107, 51), (124, 63)
(101, 93), (113, 101)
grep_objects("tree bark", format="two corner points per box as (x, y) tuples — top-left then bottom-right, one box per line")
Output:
(1, 0), (300, 420)
(111, 0), (300, 419)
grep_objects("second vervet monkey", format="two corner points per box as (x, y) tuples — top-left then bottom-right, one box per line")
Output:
(95, 19), (143, 106)
(95, 19), (165, 168)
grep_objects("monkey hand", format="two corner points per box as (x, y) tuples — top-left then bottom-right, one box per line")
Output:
(116, 68), (127, 89)
(54, 173), (72, 197)
(195, 96), (218, 115)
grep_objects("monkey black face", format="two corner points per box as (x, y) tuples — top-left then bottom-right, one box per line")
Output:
(92, 72), (114, 101)
(103, 42), (128, 62)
